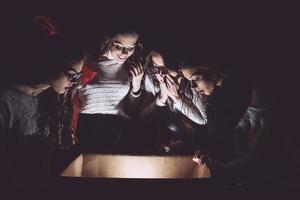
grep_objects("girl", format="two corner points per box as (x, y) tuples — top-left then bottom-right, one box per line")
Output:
(75, 29), (144, 153)
(138, 51), (207, 154)
(181, 65), (253, 177)
(0, 16), (85, 189)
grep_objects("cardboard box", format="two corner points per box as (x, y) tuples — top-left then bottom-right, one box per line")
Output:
(61, 154), (211, 178)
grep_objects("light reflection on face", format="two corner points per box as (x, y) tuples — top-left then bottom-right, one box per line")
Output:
(107, 33), (138, 64)
(181, 68), (215, 95)
(51, 59), (84, 94)
(150, 52), (168, 82)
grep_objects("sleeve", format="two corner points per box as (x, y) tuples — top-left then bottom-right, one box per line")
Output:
(137, 90), (166, 120)
(123, 87), (143, 117)
(206, 108), (267, 178)
(0, 101), (13, 137)
(172, 92), (208, 125)
(136, 75), (167, 120)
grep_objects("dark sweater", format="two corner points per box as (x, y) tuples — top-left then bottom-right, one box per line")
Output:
(0, 87), (52, 189)
(205, 79), (251, 162)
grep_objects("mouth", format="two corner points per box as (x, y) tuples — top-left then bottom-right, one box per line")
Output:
(118, 55), (127, 60)
(195, 89), (205, 94)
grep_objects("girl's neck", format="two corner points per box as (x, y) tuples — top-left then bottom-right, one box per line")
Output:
(102, 50), (114, 60)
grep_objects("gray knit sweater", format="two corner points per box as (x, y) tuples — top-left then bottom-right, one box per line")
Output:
(0, 87), (45, 136)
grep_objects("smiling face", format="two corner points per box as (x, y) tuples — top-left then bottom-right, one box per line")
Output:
(181, 67), (216, 95)
(50, 58), (84, 94)
(106, 33), (139, 64)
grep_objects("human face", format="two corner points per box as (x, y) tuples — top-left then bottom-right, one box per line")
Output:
(150, 52), (168, 82)
(51, 59), (84, 94)
(181, 68), (215, 95)
(108, 33), (138, 64)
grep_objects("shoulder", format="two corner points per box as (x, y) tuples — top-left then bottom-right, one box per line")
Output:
(0, 87), (21, 102)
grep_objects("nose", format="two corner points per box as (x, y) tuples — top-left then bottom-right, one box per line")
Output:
(121, 47), (128, 54)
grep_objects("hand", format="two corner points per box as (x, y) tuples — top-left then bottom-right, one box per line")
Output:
(165, 75), (180, 102)
(155, 73), (165, 84)
(129, 63), (144, 92)
(159, 81), (168, 104)
(192, 149), (207, 165)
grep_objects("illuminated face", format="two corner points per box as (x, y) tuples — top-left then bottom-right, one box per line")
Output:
(150, 52), (168, 82)
(107, 33), (138, 64)
(51, 59), (84, 94)
(181, 68), (215, 95)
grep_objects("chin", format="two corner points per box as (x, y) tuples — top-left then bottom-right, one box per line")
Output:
(206, 90), (214, 95)
(56, 89), (66, 94)
(118, 60), (126, 64)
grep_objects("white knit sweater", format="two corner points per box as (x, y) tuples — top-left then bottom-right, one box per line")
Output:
(78, 60), (131, 118)
(142, 74), (208, 125)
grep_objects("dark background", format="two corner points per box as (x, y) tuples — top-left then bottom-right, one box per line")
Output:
(0, 0), (299, 193)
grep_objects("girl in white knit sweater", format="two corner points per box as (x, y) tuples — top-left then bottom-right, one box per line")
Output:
(76, 29), (144, 153)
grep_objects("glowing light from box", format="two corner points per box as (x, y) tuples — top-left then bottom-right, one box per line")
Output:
(117, 157), (157, 178)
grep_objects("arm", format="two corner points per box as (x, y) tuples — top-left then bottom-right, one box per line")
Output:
(138, 91), (167, 120)
(124, 87), (143, 117)
(124, 64), (144, 117)
(206, 127), (265, 178)
(138, 75), (168, 120)
(196, 107), (267, 178)
(164, 75), (208, 125)
(172, 91), (208, 125)
(0, 101), (13, 137)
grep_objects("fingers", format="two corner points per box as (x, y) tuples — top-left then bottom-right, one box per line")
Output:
(129, 68), (136, 77)
(159, 82), (168, 91)
(193, 149), (206, 165)
(165, 77), (178, 93)
(166, 74), (175, 84)
(130, 64), (144, 77)
(137, 63), (144, 75)
(192, 156), (201, 165)
(194, 150), (201, 159)
(133, 66), (139, 76)
(156, 74), (165, 83)
(166, 76), (179, 89)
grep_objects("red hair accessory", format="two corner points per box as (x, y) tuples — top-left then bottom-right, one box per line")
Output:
(34, 16), (59, 36)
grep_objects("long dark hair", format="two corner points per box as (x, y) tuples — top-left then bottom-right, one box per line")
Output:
(37, 51), (86, 149)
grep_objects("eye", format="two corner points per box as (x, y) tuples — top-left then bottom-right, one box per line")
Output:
(115, 45), (123, 50)
(190, 80), (197, 88)
(127, 46), (135, 51)
(195, 76), (202, 81)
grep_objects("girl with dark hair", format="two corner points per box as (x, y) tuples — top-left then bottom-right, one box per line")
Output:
(74, 29), (144, 153)
(0, 16), (85, 189)
(181, 65), (255, 180)
(137, 51), (207, 154)
(193, 88), (269, 184)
